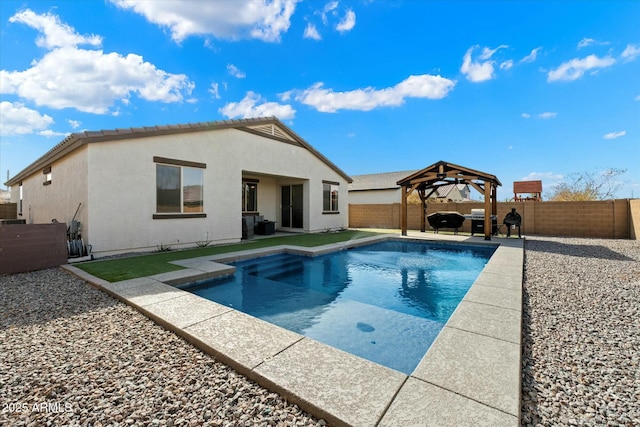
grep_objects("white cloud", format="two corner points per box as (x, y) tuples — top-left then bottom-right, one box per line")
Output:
(0, 101), (54, 135)
(479, 45), (508, 60)
(109, 0), (298, 43)
(547, 54), (616, 82)
(1, 10), (194, 114)
(67, 119), (81, 129)
(577, 37), (609, 49)
(577, 37), (595, 49)
(336, 9), (356, 33)
(38, 129), (68, 137)
(500, 60), (513, 70)
(294, 74), (455, 113)
(219, 91), (295, 120)
(227, 64), (246, 78)
(621, 44), (640, 61)
(209, 82), (220, 99)
(522, 112), (557, 119)
(520, 47), (541, 63)
(278, 90), (293, 101)
(603, 130), (626, 139)
(460, 45), (507, 82)
(321, 1), (339, 25)
(311, 2), (356, 36)
(303, 23), (321, 40)
(521, 172), (563, 181)
(9, 9), (102, 49)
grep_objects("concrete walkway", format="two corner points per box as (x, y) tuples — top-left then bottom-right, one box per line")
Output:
(65, 231), (523, 426)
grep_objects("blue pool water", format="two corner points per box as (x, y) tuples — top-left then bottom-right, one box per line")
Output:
(184, 240), (495, 374)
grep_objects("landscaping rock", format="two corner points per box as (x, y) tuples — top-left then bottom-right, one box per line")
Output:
(521, 236), (639, 427)
(2, 236), (638, 426)
(0, 269), (322, 426)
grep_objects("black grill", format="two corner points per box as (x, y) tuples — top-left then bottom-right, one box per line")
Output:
(503, 208), (522, 238)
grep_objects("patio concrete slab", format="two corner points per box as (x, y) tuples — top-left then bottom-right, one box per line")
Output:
(379, 377), (518, 427)
(170, 259), (235, 276)
(102, 276), (161, 293)
(139, 293), (232, 329)
(463, 282), (522, 311)
(212, 246), (290, 263)
(487, 251), (523, 266)
(254, 337), (406, 427)
(446, 300), (521, 344)
(183, 310), (303, 371)
(412, 327), (521, 417)
(149, 268), (224, 286)
(482, 262), (522, 278)
(473, 270), (522, 290)
(110, 280), (186, 307)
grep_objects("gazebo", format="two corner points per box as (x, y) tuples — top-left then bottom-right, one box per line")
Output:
(396, 160), (502, 240)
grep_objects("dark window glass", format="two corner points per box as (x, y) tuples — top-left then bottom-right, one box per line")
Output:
(243, 182), (257, 212)
(183, 167), (204, 213)
(323, 184), (330, 211)
(156, 165), (181, 213)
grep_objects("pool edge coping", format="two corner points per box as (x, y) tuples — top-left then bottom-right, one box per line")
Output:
(63, 232), (523, 427)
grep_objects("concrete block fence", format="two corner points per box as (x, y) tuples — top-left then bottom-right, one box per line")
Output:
(349, 199), (640, 239)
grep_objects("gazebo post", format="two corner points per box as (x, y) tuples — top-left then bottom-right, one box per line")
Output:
(401, 185), (408, 236)
(484, 182), (492, 240)
(492, 185), (498, 217)
(419, 188), (426, 233)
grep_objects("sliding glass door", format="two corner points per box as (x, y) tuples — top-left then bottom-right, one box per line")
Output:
(281, 184), (303, 229)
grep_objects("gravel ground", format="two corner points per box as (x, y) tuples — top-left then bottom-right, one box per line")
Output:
(522, 236), (640, 427)
(0, 269), (324, 426)
(2, 236), (638, 426)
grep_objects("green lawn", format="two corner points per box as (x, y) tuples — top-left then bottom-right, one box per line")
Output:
(77, 230), (382, 282)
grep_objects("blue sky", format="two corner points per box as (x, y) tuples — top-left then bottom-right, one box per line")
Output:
(1, 0), (638, 200)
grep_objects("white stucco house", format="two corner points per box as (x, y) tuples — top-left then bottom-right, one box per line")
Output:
(349, 170), (472, 204)
(5, 117), (352, 257)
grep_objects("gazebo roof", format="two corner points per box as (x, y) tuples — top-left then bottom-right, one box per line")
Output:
(397, 160), (502, 188)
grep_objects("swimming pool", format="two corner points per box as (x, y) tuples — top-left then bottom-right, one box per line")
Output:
(184, 240), (495, 374)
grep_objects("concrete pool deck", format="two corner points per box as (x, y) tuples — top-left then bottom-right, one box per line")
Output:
(64, 231), (523, 426)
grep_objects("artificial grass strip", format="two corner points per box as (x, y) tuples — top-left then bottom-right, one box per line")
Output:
(77, 230), (381, 282)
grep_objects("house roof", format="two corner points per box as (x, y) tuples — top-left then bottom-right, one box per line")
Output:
(5, 117), (352, 186)
(435, 183), (469, 198)
(349, 170), (419, 191)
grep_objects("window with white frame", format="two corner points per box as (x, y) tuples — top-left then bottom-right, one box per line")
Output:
(43, 166), (52, 186)
(19, 182), (23, 215)
(154, 157), (205, 217)
(323, 181), (339, 213)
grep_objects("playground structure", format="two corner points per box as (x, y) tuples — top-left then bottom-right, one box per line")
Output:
(513, 180), (542, 201)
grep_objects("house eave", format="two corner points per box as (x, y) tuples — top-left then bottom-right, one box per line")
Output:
(4, 117), (353, 186)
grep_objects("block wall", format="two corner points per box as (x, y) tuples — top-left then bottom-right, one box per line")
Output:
(349, 199), (637, 239)
(630, 199), (640, 240)
(348, 203), (399, 229)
